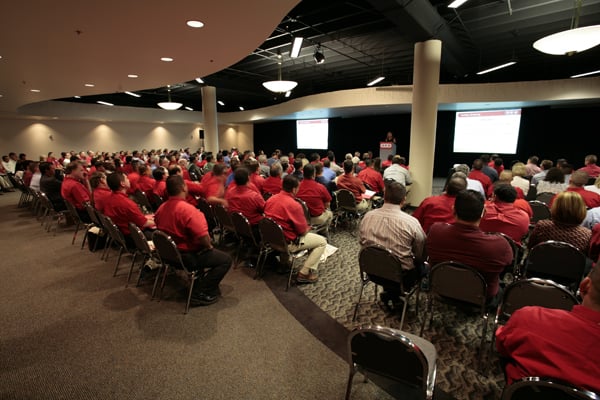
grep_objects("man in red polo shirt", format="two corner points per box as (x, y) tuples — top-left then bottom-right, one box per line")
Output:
(168, 165), (203, 206)
(200, 163), (228, 207)
(296, 164), (332, 228)
(552, 171), (600, 209)
(154, 175), (232, 306)
(60, 160), (92, 222)
(468, 159), (493, 198)
(225, 167), (265, 240)
(104, 172), (155, 247)
(412, 176), (466, 233)
(89, 171), (111, 213)
(262, 163), (283, 196)
(336, 159), (369, 211)
(577, 154), (600, 179)
(357, 158), (384, 194)
(264, 175), (327, 283)
(479, 184), (530, 245)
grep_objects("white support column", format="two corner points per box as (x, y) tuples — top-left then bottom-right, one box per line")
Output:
(201, 86), (219, 153)
(408, 39), (441, 206)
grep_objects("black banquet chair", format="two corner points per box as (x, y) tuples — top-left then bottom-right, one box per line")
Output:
(501, 377), (599, 400)
(345, 325), (437, 400)
(352, 245), (421, 330)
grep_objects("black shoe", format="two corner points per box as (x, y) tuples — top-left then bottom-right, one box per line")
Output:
(190, 292), (218, 306)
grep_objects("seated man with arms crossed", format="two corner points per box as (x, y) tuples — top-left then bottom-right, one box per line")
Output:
(296, 163), (333, 229)
(264, 175), (327, 284)
(496, 265), (600, 393)
(155, 175), (232, 306)
(426, 189), (513, 306)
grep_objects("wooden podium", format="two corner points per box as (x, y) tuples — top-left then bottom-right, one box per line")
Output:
(379, 142), (396, 160)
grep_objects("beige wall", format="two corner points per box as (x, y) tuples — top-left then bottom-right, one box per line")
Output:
(0, 117), (253, 157)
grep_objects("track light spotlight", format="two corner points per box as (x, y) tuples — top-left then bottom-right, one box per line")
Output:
(313, 45), (325, 64)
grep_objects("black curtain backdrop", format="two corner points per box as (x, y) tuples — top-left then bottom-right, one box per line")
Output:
(253, 105), (600, 177)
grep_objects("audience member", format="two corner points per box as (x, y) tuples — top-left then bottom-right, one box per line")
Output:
(510, 162), (530, 197)
(152, 167), (168, 199)
(357, 158), (384, 194)
(426, 190), (512, 304)
(89, 172), (110, 213)
(413, 176), (466, 233)
(39, 162), (66, 211)
(336, 160), (369, 212)
(453, 164), (485, 197)
(200, 163), (228, 206)
(264, 175), (327, 284)
(557, 171), (600, 209)
(531, 159), (553, 185)
(136, 164), (155, 195)
(224, 167), (265, 240)
(104, 172), (155, 247)
(528, 191), (591, 253)
(383, 155), (412, 186)
(154, 175), (232, 306)
(479, 184), (530, 245)
(496, 265), (600, 393)
(578, 154), (600, 179)
(262, 163), (283, 196)
(468, 159), (493, 198)
(479, 154), (499, 182)
(535, 167), (567, 195)
(296, 164), (333, 228)
(60, 161), (91, 222)
(359, 181), (426, 309)
(524, 155), (542, 177)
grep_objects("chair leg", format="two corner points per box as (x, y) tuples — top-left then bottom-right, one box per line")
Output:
(184, 275), (197, 314)
(254, 247), (269, 279)
(126, 252), (139, 288)
(71, 222), (81, 245)
(285, 259), (297, 291)
(398, 297), (409, 331)
(344, 371), (355, 400)
(352, 284), (366, 321)
(113, 247), (123, 277)
(80, 227), (89, 250)
(150, 262), (165, 300)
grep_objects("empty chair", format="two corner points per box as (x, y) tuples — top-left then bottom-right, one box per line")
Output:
(97, 213), (135, 277)
(255, 217), (307, 291)
(230, 212), (261, 268)
(420, 261), (489, 362)
(528, 200), (551, 224)
(491, 277), (579, 351)
(345, 325), (437, 400)
(524, 240), (587, 291)
(130, 189), (154, 214)
(213, 203), (237, 246)
(127, 222), (157, 288)
(501, 377), (599, 400)
(151, 230), (199, 314)
(64, 200), (90, 247)
(352, 245), (421, 330)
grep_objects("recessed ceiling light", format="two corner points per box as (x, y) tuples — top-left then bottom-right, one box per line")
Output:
(186, 20), (204, 28)
(185, 106), (193, 111)
(84, 83), (95, 87)
(239, 106), (244, 111)
(285, 91), (291, 98)
(161, 57), (174, 62)
(30, 89), (41, 92)
(125, 91), (141, 97)
(97, 101), (114, 106)
(195, 77), (204, 84)
(217, 100), (225, 106)
(128, 74), (138, 78)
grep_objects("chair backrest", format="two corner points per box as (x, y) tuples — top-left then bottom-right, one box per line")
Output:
(429, 261), (487, 308)
(294, 197), (311, 224)
(535, 192), (554, 205)
(502, 377), (599, 400)
(197, 197), (217, 228)
(128, 222), (152, 255)
(231, 212), (260, 246)
(528, 200), (551, 223)
(359, 245), (404, 285)
(147, 192), (163, 209)
(84, 202), (102, 227)
(131, 189), (153, 213)
(486, 231), (524, 269)
(64, 200), (82, 224)
(99, 213), (127, 248)
(335, 189), (357, 210)
(213, 203), (236, 232)
(525, 240), (587, 288)
(258, 217), (289, 254)
(347, 325), (434, 399)
(496, 278), (579, 326)
(152, 230), (187, 271)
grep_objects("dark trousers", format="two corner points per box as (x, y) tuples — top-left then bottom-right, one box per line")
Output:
(181, 248), (232, 296)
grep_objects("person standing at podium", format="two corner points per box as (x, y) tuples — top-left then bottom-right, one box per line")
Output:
(384, 131), (396, 143)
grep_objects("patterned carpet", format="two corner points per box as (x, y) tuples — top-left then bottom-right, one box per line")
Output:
(296, 225), (507, 400)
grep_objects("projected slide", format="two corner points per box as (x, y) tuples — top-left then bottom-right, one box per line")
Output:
(296, 119), (329, 149)
(453, 109), (521, 154)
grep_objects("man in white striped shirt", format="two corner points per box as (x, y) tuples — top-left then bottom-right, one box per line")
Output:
(358, 180), (427, 310)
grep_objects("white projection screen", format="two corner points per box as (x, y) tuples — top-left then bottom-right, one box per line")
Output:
(453, 109), (522, 154)
(296, 119), (329, 149)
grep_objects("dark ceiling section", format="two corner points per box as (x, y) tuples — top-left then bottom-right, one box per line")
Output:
(58, 0), (600, 112)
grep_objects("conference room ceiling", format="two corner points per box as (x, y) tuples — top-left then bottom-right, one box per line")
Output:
(57, 0), (600, 113)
